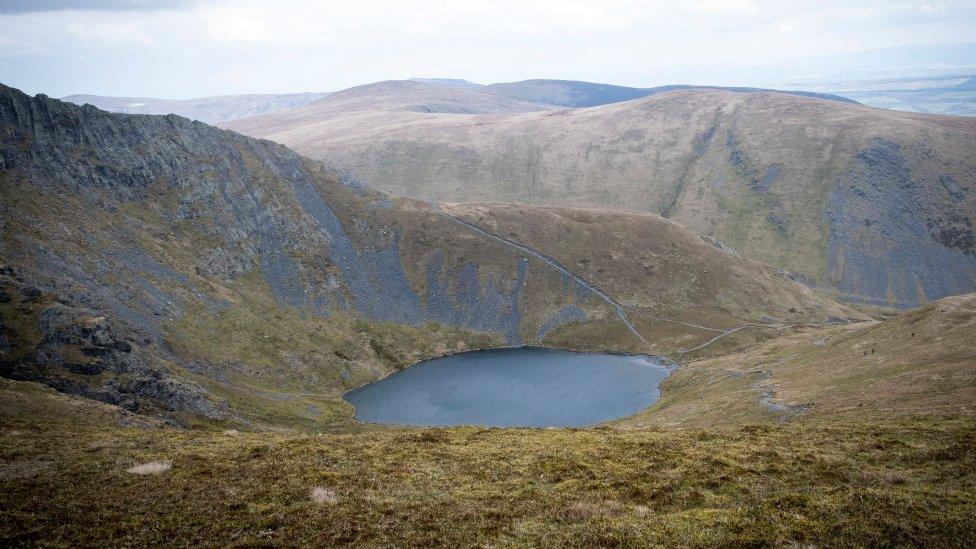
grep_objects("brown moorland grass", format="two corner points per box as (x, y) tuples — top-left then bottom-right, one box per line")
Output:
(0, 380), (973, 548)
(623, 293), (976, 429)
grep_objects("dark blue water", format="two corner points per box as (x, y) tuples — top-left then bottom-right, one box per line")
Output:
(343, 347), (672, 427)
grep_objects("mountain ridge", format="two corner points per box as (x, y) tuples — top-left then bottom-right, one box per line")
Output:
(62, 77), (858, 125)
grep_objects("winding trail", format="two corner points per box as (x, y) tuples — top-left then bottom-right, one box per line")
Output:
(675, 319), (858, 354)
(437, 212), (648, 344)
(674, 324), (784, 354)
(637, 314), (728, 333)
(437, 211), (854, 354)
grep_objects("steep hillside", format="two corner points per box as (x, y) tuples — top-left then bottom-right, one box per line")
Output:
(226, 88), (976, 308)
(0, 83), (850, 427)
(62, 92), (329, 124)
(438, 202), (858, 356)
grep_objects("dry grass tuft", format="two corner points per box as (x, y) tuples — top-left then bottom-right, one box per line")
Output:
(126, 461), (172, 475)
(310, 487), (339, 505)
(563, 501), (602, 520)
(563, 500), (623, 521)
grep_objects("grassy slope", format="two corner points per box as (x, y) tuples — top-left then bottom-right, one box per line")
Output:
(443, 204), (855, 315)
(624, 293), (976, 429)
(1, 380), (973, 547)
(164, 272), (501, 431)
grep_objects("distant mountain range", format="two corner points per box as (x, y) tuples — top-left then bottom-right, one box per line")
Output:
(481, 79), (856, 108)
(62, 78), (855, 124)
(60, 91), (330, 124)
(62, 63), (976, 129)
(65, 70), (976, 124)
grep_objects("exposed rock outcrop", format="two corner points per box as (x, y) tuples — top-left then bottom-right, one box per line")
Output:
(0, 270), (226, 422)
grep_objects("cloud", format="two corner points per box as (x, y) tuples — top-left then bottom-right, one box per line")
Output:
(2, 0), (975, 99)
(492, 19), (552, 36)
(544, 1), (634, 30)
(201, 4), (334, 44)
(205, 11), (271, 42)
(773, 19), (797, 32)
(0, 0), (196, 14)
(686, 0), (759, 14)
(65, 20), (154, 45)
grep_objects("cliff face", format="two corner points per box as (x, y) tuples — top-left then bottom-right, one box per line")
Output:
(0, 85), (551, 345)
(0, 84), (852, 426)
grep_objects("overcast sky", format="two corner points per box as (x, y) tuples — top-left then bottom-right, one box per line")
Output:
(1, 0), (975, 98)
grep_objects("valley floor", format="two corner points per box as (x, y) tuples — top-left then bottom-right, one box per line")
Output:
(1, 379), (974, 547)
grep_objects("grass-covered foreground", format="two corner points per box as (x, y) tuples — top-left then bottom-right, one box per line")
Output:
(1, 381), (973, 547)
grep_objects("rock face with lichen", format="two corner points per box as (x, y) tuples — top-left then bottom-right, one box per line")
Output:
(0, 83), (852, 425)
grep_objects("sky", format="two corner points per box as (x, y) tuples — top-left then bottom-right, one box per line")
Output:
(1, 0), (975, 98)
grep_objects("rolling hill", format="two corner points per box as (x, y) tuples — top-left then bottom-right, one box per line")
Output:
(225, 83), (976, 309)
(62, 78), (853, 128)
